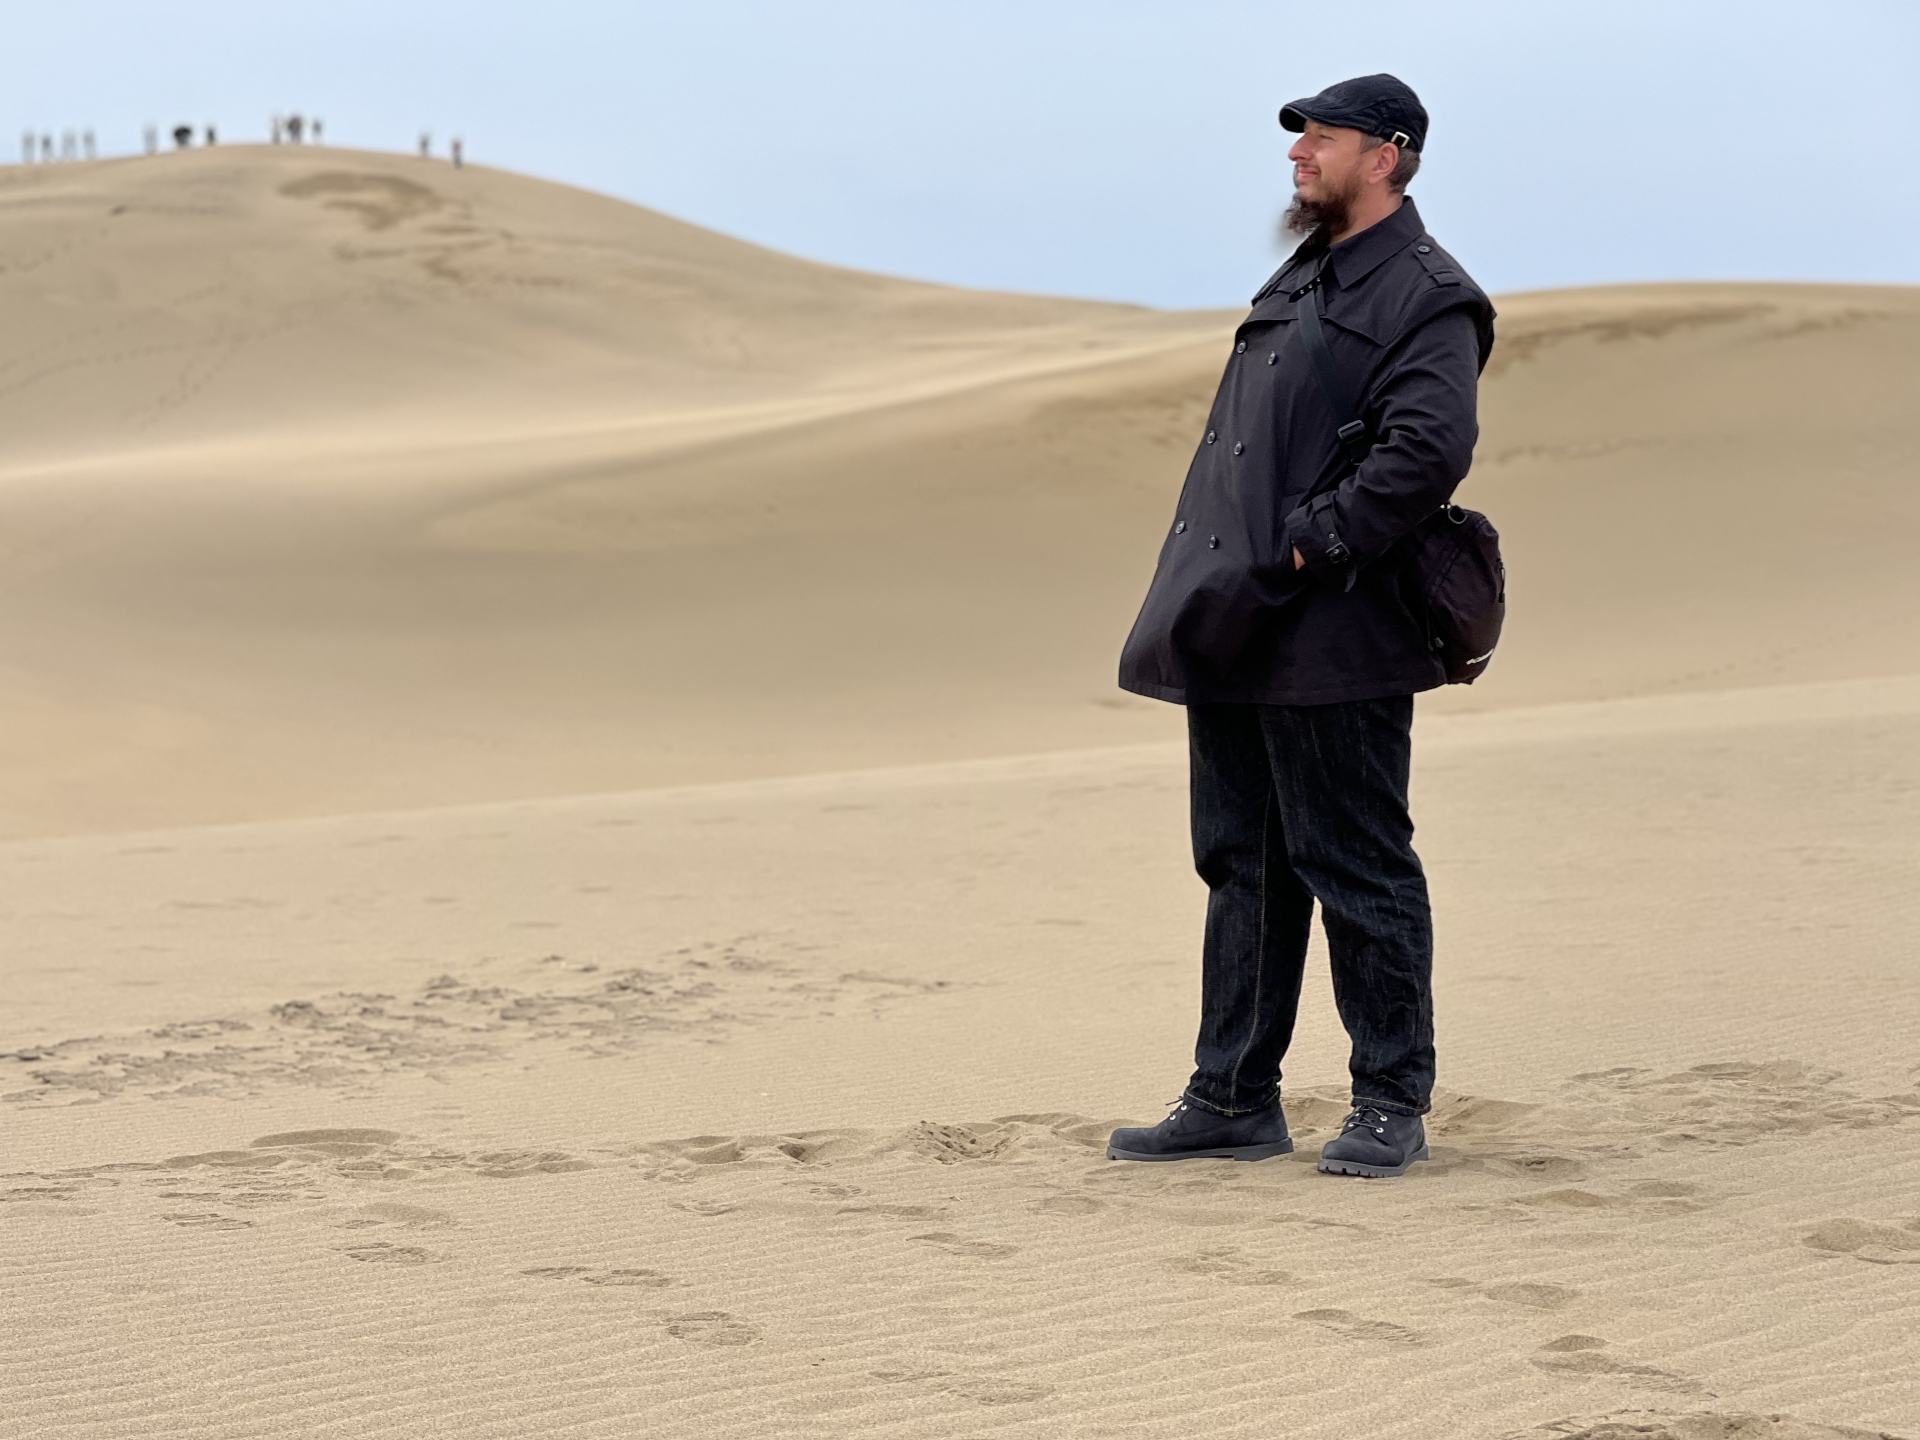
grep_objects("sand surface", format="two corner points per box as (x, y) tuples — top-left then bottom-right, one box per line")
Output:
(2, 146), (1917, 1438)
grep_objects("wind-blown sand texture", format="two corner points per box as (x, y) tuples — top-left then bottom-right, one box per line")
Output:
(2, 146), (1917, 1438)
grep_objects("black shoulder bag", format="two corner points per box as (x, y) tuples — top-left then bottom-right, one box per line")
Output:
(1295, 275), (1507, 686)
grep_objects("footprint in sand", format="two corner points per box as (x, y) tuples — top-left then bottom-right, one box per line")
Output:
(663, 1310), (760, 1346)
(337, 1242), (444, 1265)
(584, 1269), (673, 1287)
(1628, 1180), (1704, 1198)
(1801, 1217), (1920, 1265)
(521, 1265), (674, 1287)
(1267, 1211), (1372, 1235)
(1483, 1281), (1581, 1308)
(785, 1182), (863, 1199)
(160, 1149), (295, 1172)
(1449, 1152), (1593, 1184)
(1529, 1334), (1705, 1394)
(161, 1212), (254, 1230)
(900, 1121), (1013, 1164)
(1026, 1192), (1104, 1216)
(229, 1131), (595, 1185)
(1291, 1308), (1429, 1346)
(1169, 1244), (1293, 1286)
(1428, 1282), (1574, 1313)
(1500, 1408), (1910, 1439)
(836, 1202), (949, 1219)
(1513, 1187), (1628, 1210)
(252, 1128), (405, 1153)
(1506, 1179), (1710, 1215)
(1570, 1060), (1920, 1146)
(332, 1202), (456, 1232)
(1419, 1276), (1579, 1309)
(5, 1184), (86, 1203)
(470, 1149), (595, 1179)
(869, 1365), (1055, 1405)
(907, 1231), (1021, 1260)
(668, 1198), (739, 1216)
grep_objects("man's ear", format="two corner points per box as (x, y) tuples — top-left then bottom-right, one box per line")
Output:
(1374, 141), (1400, 182)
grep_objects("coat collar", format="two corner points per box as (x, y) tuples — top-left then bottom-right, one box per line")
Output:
(1319, 194), (1423, 290)
(1252, 194), (1425, 306)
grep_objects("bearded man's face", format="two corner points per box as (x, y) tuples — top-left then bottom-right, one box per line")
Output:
(1278, 122), (1368, 244)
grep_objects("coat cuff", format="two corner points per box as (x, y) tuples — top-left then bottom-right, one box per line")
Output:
(1286, 495), (1358, 592)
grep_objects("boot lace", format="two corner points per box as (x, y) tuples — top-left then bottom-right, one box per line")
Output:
(1340, 1104), (1390, 1137)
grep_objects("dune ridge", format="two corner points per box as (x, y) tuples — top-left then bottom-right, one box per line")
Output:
(4, 146), (1918, 837)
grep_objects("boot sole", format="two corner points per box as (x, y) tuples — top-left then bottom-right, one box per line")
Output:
(1106, 1137), (1294, 1163)
(1317, 1142), (1430, 1177)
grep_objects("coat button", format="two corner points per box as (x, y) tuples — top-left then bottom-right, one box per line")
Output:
(1235, 340), (1246, 353)
(1208, 535), (1219, 548)
(1231, 440), (1244, 455)
(1205, 429), (1216, 444)
(1417, 243), (1432, 253)
(1267, 352), (1277, 364)
(1174, 520), (1186, 533)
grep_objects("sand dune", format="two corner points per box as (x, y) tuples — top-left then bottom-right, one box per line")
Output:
(4, 146), (1917, 838)
(2, 146), (1917, 1437)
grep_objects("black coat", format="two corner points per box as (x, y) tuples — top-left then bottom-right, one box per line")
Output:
(1117, 195), (1496, 706)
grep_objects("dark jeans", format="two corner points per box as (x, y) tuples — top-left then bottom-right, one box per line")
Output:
(1182, 693), (1435, 1119)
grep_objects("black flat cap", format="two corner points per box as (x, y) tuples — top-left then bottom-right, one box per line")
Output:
(1279, 72), (1428, 153)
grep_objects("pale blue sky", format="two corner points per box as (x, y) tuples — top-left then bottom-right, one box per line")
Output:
(6, 1), (1915, 308)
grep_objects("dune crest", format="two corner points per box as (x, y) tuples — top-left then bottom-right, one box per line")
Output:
(2, 147), (1916, 839)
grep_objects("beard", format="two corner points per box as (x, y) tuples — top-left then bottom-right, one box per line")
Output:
(1276, 171), (1359, 249)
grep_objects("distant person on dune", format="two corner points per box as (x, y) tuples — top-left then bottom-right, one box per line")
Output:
(205, 125), (217, 146)
(419, 130), (431, 158)
(1109, 74), (1496, 1180)
(312, 117), (323, 143)
(143, 123), (158, 155)
(19, 130), (30, 165)
(287, 114), (305, 143)
(39, 133), (52, 163)
(450, 136), (463, 167)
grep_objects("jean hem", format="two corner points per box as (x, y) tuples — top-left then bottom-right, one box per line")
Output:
(1182, 1086), (1281, 1118)
(1353, 1092), (1430, 1118)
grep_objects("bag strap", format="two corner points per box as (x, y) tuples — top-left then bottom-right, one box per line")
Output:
(1296, 273), (1372, 470)
(1289, 261), (1451, 568)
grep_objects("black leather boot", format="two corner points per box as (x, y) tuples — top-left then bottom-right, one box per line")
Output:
(1106, 1093), (1293, 1163)
(1316, 1103), (1430, 1177)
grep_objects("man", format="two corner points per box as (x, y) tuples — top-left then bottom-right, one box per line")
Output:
(1108, 74), (1496, 1178)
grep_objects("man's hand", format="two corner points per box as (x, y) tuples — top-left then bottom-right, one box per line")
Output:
(1292, 545), (1305, 571)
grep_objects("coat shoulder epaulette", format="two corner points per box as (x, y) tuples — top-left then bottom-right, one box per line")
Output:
(1411, 238), (1462, 287)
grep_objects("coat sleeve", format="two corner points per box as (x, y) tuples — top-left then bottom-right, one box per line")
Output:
(1282, 290), (1486, 592)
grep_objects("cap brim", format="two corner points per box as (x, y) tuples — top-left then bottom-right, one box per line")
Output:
(1278, 101), (1331, 132)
